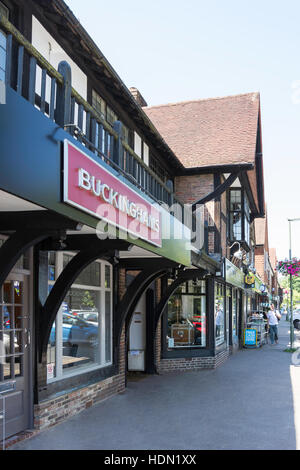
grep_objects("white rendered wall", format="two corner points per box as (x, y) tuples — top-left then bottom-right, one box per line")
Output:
(32, 16), (87, 100)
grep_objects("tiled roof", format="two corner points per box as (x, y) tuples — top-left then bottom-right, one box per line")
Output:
(144, 92), (260, 169)
(144, 92), (261, 210)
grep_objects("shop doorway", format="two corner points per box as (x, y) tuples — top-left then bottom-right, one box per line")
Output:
(0, 274), (32, 441)
(127, 293), (146, 373)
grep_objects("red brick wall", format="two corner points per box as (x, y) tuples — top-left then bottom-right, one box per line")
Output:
(34, 328), (126, 431)
(157, 349), (229, 374)
(255, 246), (266, 283)
(175, 174), (216, 254)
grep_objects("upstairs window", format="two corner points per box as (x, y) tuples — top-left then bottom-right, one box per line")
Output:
(228, 188), (251, 247)
(92, 90), (106, 119)
(106, 105), (117, 126)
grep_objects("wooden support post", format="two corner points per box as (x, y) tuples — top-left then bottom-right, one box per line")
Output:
(55, 61), (72, 129)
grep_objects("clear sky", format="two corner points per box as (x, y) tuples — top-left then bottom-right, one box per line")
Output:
(66, 0), (300, 261)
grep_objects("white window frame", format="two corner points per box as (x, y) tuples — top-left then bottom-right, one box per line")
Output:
(47, 252), (113, 383)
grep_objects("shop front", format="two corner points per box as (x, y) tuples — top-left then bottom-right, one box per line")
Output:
(224, 259), (245, 351)
(0, 78), (193, 438)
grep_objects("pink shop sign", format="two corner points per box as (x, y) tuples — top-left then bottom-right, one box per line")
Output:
(63, 140), (162, 247)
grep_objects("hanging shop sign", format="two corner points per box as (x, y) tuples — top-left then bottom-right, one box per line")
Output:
(225, 259), (245, 289)
(63, 140), (162, 247)
(259, 284), (267, 293)
(245, 273), (255, 287)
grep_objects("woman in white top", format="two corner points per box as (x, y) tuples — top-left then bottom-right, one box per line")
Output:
(267, 304), (280, 345)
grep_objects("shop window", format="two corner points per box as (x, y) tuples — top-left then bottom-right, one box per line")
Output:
(0, 2), (8, 83)
(226, 286), (231, 343)
(215, 282), (225, 346)
(48, 252), (56, 281)
(232, 288), (238, 337)
(228, 189), (250, 246)
(63, 253), (101, 287)
(167, 279), (206, 349)
(47, 253), (112, 382)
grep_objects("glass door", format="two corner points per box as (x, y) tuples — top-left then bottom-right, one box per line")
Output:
(0, 275), (31, 441)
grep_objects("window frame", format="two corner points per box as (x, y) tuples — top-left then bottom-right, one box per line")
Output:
(47, 252), (113, 383)
(228, 188), (251, 248)
(166, 279), (208, 350)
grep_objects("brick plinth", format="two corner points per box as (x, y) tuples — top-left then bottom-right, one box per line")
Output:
(157, 349), (230, 374)
(34, 372), (125, 431)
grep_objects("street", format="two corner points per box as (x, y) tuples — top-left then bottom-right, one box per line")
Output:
(9, 316), (300, 451)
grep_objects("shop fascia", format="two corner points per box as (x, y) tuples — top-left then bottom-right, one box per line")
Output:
(78, 167), (160, 234)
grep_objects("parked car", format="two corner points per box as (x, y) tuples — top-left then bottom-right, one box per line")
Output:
(50, 313), (99, 354)
(293, 309), (300, 329)
(3, 305), (11, 328)
(3, 332), (19, 356)
(72, 310), (99, 324)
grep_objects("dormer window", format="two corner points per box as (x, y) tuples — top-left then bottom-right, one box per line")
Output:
(228, 188), (250, 248)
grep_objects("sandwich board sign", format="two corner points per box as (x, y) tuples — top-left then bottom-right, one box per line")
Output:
(244, 328), (257, 348)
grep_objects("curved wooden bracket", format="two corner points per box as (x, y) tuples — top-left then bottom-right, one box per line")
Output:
(0, 229), (54, 289)
(114, 267), (169, 369)
(154, 268), (208, 334)
(192, 172), (241, 209)
(39, 240), (130, 359)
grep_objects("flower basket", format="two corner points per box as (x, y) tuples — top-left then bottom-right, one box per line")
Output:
(277, 258), (300, 276)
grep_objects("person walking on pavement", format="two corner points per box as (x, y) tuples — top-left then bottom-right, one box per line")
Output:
(267, 303), (281, 345)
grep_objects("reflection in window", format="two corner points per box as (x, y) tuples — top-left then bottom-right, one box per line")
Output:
(232, 289), (237, 337)
(47, 255), (112, 382)
(215, 282), (225, 346)
(167, 280), (206, 348)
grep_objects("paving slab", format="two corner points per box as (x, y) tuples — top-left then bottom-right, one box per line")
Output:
(10, 316), (300, 450)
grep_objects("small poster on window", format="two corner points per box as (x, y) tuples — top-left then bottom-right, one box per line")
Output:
(47, 363), (54, 380)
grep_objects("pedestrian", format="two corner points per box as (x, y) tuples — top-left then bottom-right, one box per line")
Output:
(267, 303), (280, 345)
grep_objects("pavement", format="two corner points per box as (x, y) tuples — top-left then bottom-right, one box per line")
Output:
(10, 316), (300, 450)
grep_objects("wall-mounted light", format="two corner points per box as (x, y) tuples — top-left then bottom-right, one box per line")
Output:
(229, 241), (244, 260)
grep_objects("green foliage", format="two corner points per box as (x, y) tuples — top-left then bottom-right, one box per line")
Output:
(81, 290), (95, 309)
(280, 276), (300, 303)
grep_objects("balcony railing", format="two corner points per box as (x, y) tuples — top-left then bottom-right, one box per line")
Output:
(0, 14), (206, 252)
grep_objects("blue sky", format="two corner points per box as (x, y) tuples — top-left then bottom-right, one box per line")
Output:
(66, 0), (300, 260)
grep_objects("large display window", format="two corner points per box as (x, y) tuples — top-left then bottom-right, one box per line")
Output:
(215, 282), (225, 346)
(167, 280), (206, 348)
(46, 252), (112, 382)
(232, 288), (238, 337)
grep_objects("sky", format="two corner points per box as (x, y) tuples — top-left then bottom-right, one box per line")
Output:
(66, 0), (300, 261)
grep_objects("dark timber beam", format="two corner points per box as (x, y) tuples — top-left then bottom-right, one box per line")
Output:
(0, 211), (82, 231)
(180, 163), (254, 176)
(0, 229), (57, 289)
(153, 269), (208, 335)
(114, 267), (169, 371)
(192, 172), (241, 209)
(39, 240), (131, 358)
(40, 235), (130, 252)
(118, 258), (179, 270)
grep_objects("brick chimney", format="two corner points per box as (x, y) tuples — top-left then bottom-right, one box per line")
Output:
(129, 87), (148, 107)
